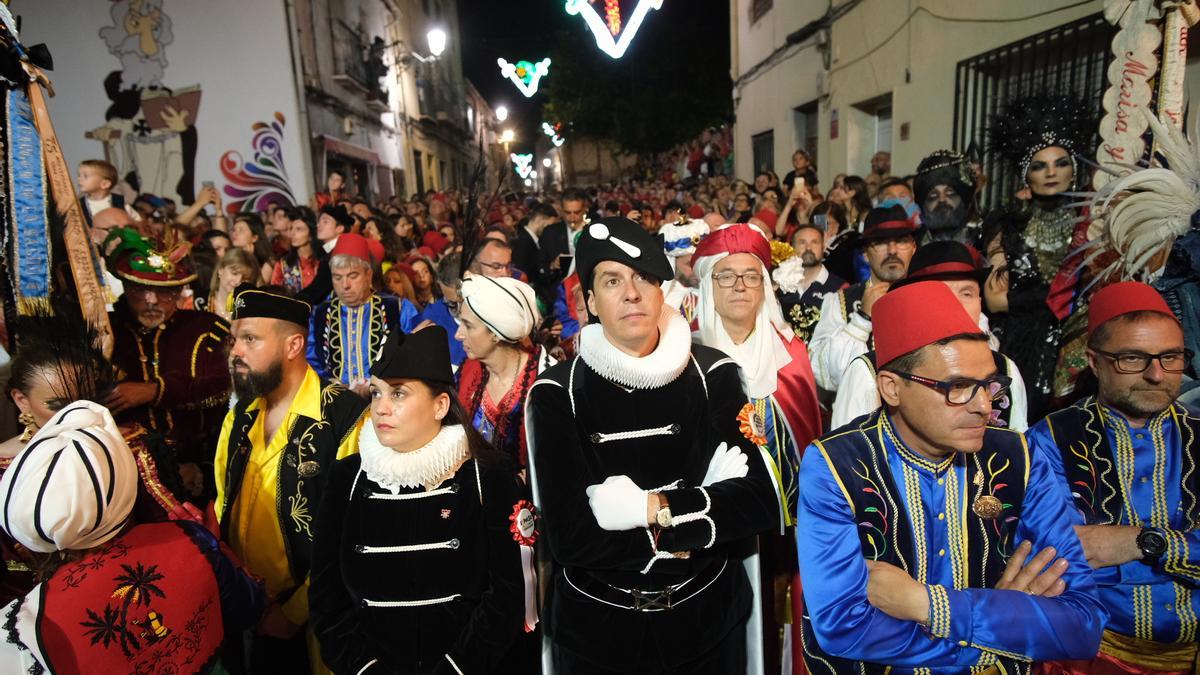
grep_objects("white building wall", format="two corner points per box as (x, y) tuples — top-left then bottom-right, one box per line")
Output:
(732, 0), (1110, 184)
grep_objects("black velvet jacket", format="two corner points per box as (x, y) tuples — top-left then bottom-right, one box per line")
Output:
(527, 334), (781, 668)
(309, 453), (525, 675)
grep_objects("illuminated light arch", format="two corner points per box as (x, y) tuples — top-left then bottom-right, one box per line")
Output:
(564, 0), (663, 59)
(497, 58), (551, 98)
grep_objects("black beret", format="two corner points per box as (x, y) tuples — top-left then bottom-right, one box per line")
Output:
(231, 285), (311, 327)
(369, 326), (454, 386)
(575, 216), (673, 295)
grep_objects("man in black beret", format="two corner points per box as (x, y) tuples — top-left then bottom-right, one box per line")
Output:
(527, 217), (781, 673)
(808, 203), (919, 394)
(214, 285), (367, 674)
(913, 149), (980, 245)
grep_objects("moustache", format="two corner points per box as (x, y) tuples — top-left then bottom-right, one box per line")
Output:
(883, 254), (903, 266)
(230, 357), (249, 370)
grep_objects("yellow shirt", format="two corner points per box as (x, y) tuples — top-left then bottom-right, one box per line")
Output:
(214, 367), (362, 625)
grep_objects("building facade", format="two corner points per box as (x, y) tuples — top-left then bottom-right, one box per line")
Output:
(730, 0), (1200, 205)
(12, 0), (484, 209)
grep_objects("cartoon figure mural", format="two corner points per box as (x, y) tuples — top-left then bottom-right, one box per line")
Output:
(88, 0), (200, 204)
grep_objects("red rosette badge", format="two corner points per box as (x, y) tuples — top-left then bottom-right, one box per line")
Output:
(737, 403), (767, 447)
(509, 499), (538, 546)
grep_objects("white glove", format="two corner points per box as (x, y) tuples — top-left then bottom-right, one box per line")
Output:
(585, 475), (650, 531)
(702, 442), (749, 486)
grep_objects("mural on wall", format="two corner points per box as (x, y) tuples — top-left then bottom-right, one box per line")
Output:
(220, 112), (296, 214)
(87, 0), (200, 204)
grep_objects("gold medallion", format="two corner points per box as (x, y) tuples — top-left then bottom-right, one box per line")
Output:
(972, 495), (1003, 519)
(297, 460), (321, 478)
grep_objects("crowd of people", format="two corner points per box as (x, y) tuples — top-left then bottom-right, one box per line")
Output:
(0, 88), (1195, 675)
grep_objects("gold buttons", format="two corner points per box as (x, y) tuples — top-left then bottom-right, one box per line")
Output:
(938, 549), (946, 557)
(938, 513), (945, 521)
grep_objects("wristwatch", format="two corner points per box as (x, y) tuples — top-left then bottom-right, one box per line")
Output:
(1136, 527), (1168, 564)
(655, 503), (673, 529)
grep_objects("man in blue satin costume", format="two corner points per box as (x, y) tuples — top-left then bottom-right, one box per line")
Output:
(1029, 281), (1200, 675)
(797, 281), (1105, 674)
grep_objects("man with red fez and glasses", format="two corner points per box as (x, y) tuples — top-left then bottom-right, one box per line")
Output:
(308, 233), (419, 396)
(527, 216), (781, 673)
(809, 203), (919, 394)
(1029, 281), (1200, 675)
(797, 281), (1106, 673)
(832, 240), (1029, 432)
(692, 223), (822, 671)
(105, 228), (232, 497)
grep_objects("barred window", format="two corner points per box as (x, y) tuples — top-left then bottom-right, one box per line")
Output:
(953, 13), (1114, 208)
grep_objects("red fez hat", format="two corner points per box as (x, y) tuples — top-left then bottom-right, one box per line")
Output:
(693, 223), (772, 268)
(422, 230), (450, 256)
(874, 281), (984, 368)
(687, 204), (706, 219)
(331, 233), (382, 266)
(1087, 281), (1176, 336)
(752, 208), (778, 234)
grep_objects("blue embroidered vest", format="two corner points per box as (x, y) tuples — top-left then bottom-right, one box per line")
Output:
(1041, 397), (1200, 528)
(800, 410), (1031, 675)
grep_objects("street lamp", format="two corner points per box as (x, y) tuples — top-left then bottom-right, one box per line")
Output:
(496, 106), (509, 122)
(427, 29), (447, 58)
(501, 129), (514, 144)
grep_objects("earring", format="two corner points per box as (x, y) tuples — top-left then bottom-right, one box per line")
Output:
(18, 413), (36, 443)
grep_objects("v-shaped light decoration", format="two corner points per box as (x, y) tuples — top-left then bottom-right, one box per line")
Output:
(497, 58), (551, 98)
(565, 0), (663, 59)
(511, 153), (535, 180)
(542, 122), (566, 148)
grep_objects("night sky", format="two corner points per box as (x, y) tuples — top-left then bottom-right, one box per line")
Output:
(455, 0), (729, 152)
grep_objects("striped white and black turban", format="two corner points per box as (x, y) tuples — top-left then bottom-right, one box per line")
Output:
(460, 275), (541, 343)
(0, 401), (136, 553)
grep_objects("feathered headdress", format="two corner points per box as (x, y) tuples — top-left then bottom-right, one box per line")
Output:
(9, 310), (115, 404)
(103, 227), (196, 287)
(1086, 109), (1200, 281)
(987, 93), (1095, 182)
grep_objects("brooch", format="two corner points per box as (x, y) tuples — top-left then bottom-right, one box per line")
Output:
(737, 403), (767, 446)
(509, 500), (538, 546)
(297, 461), (321, 478)
(972, 495), (1003, 519)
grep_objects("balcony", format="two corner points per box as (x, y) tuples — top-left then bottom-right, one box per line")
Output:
(332, 20), (372, 94)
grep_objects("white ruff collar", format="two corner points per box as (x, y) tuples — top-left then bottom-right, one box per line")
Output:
(359, 422), (469, 493)
(578, 305), (691, 390)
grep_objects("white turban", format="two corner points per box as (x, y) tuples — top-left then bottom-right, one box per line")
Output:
(0, 401), (136, 553)
(460, 275), (542, 343)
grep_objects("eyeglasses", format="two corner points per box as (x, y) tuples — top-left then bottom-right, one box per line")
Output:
(476, 261), (511, 273)
(712, 271), (765, 289)
(1091, 348), (1193, 374)
(889, 371), (1013, 406)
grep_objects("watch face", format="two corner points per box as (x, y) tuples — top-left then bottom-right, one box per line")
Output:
(1139, 529), (1168, 558)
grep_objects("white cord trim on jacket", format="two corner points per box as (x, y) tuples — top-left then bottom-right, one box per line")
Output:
(361, 593), (462, 608)
(590, 424), (680, 444)
(355, 538), (460, 554)
(445, 654), (465, 675)
(669, 487), (716, 549)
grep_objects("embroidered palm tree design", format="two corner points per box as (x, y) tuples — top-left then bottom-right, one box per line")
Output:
(112, 563), (166, 609)
(82, 604), (141, 657)
(290, 482), (313, 538)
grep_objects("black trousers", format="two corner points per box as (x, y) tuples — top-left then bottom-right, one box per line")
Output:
(552, 619), (746, 675)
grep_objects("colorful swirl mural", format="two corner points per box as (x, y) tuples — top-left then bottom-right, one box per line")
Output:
(220, 111), (295, 213)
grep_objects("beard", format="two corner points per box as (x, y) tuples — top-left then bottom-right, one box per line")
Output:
(876, 254), (908, 282)
(924, 200), (969, 234)
(800, 251), (819, 268)
(231, 356), (285, 401)
(1103, 382), (1180, 422)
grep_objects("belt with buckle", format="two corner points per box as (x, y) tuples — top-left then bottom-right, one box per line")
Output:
(563, 558), (728, 612)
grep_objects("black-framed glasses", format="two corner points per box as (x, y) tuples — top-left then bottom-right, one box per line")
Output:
(1092, 348), (1193, 374)
(890, 371), (1013, 406)
(712, 271), (765, 289)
